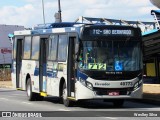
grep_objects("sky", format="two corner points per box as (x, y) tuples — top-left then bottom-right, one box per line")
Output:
(0, 0), (158, 27)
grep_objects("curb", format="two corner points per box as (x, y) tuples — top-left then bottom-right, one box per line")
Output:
(143, 84), (160, 87)
(0, 85), (13, 89)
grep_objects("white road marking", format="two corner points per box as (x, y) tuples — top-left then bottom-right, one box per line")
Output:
(104, 117), (117, 119)
(58, 109), (71, 111)
(96, 115), (117, 119)
(0, 98), (9, 101)
(0, 88), (15, 90)
(12, 94), (26, 96)
(3, 96), (19, 98)
(21, 102), (32, 105)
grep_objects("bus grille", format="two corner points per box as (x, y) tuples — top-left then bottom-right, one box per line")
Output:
(93, 87), (133, 95)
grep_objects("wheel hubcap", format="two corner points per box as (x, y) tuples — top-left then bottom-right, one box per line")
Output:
(27, 84), (31, 97)
(63, 88), (67, 100)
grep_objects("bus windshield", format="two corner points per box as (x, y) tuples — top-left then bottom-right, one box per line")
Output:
(78, 40), (142, 72)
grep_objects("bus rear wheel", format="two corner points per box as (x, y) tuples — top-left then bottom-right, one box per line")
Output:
(26, 78), (36, 101)
(26, 78), (44, 101)
(62, 83), (73, 107)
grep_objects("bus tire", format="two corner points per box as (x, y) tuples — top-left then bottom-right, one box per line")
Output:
(62, 83), (73, 107)
(26, 78), (36, 101)
(113, 99), (124, 107)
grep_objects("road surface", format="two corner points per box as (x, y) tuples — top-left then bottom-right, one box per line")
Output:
(0, 88), (160, 119)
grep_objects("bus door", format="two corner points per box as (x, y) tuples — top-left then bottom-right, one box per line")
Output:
(67, 35), (77, 98)
(39, 38), (48, 93)
(16, 39), (23, 89)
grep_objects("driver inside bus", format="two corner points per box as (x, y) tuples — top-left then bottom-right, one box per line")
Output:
(96, 49), (107, 63)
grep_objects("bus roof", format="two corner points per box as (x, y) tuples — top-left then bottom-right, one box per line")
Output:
(14, 22), (85, 36)
(33, 22), (84, 30)
(14, 22), (140, 36)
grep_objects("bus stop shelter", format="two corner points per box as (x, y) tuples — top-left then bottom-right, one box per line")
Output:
(143, 29), (160, 84)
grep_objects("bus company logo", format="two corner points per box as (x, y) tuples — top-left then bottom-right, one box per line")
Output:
(0, 48), (12, 54)
(95, 82), (110, 86)
(26, 63), (31, 69)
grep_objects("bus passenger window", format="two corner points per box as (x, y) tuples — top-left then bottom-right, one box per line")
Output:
(58, 35), (68, 61)
(50, 35), (58, 60)
(23, 36), (31, 59)
(31, 36), (40, 60)
(48, 35), (58, 61)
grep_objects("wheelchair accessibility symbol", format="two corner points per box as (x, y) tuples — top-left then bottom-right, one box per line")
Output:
(115, 61), (123, 71)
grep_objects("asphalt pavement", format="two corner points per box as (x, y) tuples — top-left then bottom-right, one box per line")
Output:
(0, 80), (160, 105)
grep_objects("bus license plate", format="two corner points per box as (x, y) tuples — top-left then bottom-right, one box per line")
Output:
(108, 91), (119, 96)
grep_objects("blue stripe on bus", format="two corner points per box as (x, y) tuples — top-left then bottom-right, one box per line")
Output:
(77, 70), (88, 80)
(34, 67), (39, 76)
(47, 70), (58, 78)
(34, 64), (47, 76)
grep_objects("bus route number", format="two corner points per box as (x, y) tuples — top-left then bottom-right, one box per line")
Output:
(88, 63), (106, 70)
(120, 82), (133, 86)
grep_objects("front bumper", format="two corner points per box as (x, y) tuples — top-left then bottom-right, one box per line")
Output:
(75, 81), (143, 100)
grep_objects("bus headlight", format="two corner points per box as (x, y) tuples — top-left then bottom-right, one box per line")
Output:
(79, 78), (93, 90)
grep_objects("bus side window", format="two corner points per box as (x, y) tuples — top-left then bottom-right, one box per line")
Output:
(31, 36), (40, 60)
(50, 35), (58, 61)
(23, 36), (31, 59)
(47, 37), (52, 60)
(48, 35), (58, 61)
(58, 35), (68, 62)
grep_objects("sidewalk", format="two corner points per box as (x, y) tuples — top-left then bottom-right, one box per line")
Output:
(0, 81), (160, 104)
(142, 84), (160, 104)
(0, 80), (12, 88)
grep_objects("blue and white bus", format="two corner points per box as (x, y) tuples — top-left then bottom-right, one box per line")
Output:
(12, 22), (143, 107)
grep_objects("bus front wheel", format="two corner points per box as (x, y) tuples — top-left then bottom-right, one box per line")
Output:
(62, 83), (73, 107)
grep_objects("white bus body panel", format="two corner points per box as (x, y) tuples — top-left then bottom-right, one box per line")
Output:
(47, 77), (59, 96)
(46, 62), (67, 96)
(76, 77), (143, 100)
(21, 60), (40, 92)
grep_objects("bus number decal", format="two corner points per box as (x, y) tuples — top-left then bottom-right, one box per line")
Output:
(120, 82), (133, 86)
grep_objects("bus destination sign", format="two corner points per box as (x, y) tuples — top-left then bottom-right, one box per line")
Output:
(90, 29), (134, 36)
